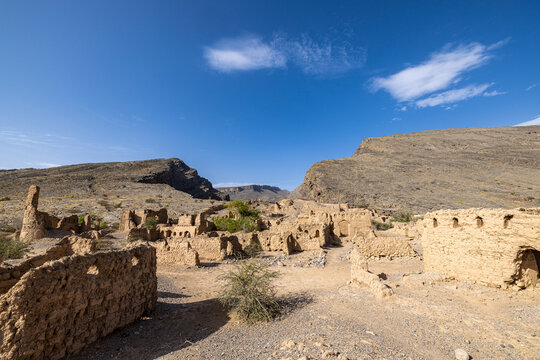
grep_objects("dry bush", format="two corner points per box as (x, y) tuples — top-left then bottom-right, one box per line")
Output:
(0, 236), (28, 260)
(219, 260), (280, 325)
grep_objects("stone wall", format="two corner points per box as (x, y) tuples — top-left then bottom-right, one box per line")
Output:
(353, 230), (416, 258)
(153, 239), (200, 266)
(0, 245), (157, 359)
(421, 208), (540, 288)
(0, 236), (96, 295)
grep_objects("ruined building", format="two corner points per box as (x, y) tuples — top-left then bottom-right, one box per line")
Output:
(421, 208), (540, 289)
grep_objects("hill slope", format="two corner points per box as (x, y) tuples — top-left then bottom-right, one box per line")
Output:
(0, 158), (223, 230)
(217, 185), (290, 201)
(291, 126), (540, 213)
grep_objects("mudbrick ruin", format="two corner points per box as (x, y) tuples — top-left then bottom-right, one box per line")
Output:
(0, 184), (539, 359)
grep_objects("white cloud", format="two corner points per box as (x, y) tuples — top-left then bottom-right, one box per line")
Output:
(204, 36), (286, 72)
(371, 42), (498, 102)
(0, 131), (67, 147)
(204, 34), (365, 75)
(415, 83), (491, 108)
(514, 116), (540, 126)
(526, 83), (538, 91)
(483, 90), (507, 96)
(275, 34), (366, 75)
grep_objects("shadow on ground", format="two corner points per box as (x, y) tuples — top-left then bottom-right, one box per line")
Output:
(69, 297), (229, 360)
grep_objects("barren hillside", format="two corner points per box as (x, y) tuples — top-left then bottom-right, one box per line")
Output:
(0, 158), (223, 230)
(292, 126), (540, 213)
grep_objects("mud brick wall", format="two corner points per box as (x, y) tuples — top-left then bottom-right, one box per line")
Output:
(0, 245), (157, 360)
(421, 208), (540, 287)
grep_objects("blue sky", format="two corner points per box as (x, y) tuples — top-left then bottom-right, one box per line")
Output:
(0, 1), (539, 190)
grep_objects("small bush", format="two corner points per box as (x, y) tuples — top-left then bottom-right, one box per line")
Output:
(144, 217), (157, 230)
(213, 216), (259, 233)
(0, 237), (28, 260)
(99, 221), (108, 229)
(244, 242), (262, 258)
(115, 202), (122, 208)
(226, 200), (260, 218)
(219, 260), (280, 325)
(214, 200), (261, 233)
(390, 212), (414, 223)
(371, 219), (393, 231)
(145, 198), (156, 203)
(0, 197), (10, 202)
(78, 215), (85, 226)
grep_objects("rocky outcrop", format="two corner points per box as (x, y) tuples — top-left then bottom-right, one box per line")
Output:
(137, 158), (222, 200)
(217, 185), (290, 201)
(292, 126), (540, 214)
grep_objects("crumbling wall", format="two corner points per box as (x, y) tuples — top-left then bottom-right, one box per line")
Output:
(350, 247), (393, 298)
(0, 236), (96, 295)
(0, 245), (157, 359)
(153, 239), (200, 266)
(352, 230), (416, 258)
(421, 208), (540, 288)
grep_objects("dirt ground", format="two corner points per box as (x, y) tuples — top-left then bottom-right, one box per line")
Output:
(71, 245), (540, 360)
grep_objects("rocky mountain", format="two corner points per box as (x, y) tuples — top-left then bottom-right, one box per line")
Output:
(0, 158), (223, 230)
(291, 126), (540, 214)
(217, 185), (290, 202)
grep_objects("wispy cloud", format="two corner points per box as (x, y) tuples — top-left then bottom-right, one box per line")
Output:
(483, 90), (507, 97)
(526, 83), (538, 91)
(370, 41), (508, 108)
(204, 33), (365, 76)
(204, 36), (286, 72)
(415, 83), (491, 108)
(0, 131), (69, 147)
(514, 116), (540, 126)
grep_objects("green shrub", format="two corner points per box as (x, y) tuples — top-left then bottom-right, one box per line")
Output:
(226, 200), (261, 218)
(99, 221), (108, 229)
(219, 260), (280, 325)
(214, 201), (261, 233)
(390, 212), (415, 223)
(0, 237), (28, 260)
(0, 197), (10, 202)
(371, 219), (394, 231)
(144, 217), (157, 230)
(115, 202), (122, 208)
(78, 215), (85, 226)
(213, 216), (259, 233)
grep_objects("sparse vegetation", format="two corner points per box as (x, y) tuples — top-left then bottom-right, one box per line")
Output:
(145, 198), (157, 203)
(371, 219), (394, 231)
(115, 202), (122, 208)
(78, 215), (85, 226)
(99, 220), (108, 229)
(0, 197), (10, 202)
(213, 200), (262, 233)
(144, 217), (157, 230)
(219, 260), (280, 325)
(213, 217), (260, 233)
(243, 242), (262, 258)
(390, 212), (414, 223)
(0, 236), (28, 260)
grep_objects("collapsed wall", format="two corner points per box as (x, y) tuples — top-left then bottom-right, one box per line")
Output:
(421, 208), (540, 288)
(0, 245), (157, 359)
